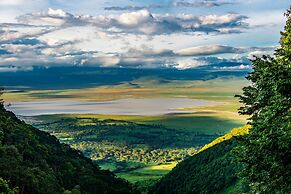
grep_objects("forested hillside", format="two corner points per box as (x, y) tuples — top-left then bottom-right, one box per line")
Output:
(149, 126), (249, 194)
(0, 103), (134, 194)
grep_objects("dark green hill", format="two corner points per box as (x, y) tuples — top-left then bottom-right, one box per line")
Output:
(150, 139), (246, 194)
(0, 105), (134, 194)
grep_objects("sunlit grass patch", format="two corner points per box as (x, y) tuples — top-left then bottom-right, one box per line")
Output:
(117, 162), (177, 183)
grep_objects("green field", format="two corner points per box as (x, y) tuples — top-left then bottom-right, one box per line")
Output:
(117, 162), (177, 182)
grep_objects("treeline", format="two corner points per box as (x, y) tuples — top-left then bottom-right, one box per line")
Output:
(73, 142), (197, 164)
(36, 117), (217, 148)
(32, 117), (217, 165)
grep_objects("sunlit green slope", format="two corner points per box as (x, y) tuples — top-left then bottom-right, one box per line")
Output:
(150, 126), (249, 194)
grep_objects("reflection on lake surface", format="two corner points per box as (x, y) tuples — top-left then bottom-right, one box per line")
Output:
(6, 98), (222, 116)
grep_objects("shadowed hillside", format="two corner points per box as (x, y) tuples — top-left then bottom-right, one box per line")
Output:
(0, 104), (135, 194)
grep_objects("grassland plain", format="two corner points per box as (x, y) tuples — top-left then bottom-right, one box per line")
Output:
(3, 77), (248, 103)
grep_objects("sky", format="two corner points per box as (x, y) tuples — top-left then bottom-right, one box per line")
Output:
(0, 0), (290, 71)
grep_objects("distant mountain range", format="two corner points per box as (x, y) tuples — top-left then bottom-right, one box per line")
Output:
(0, 62), (250, 90)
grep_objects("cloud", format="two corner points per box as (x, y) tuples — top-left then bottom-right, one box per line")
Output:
(13, 8), (248, 36)
(173, 45), (276, 58)
(9, 38), (42, 45)
(171, 55), (253, 70)
(247, 50), (273, 60)
(0, 23), (56, 44)
(104, 0), (236, 10)
(103, 44), (253, 69)
(104, 5), (162, 11)
(197, 56), (251, 64)
(0, 40), (262, 70)
(0, 49), (13, 55)
(0, 7), (279, 70)
(122, 44), (246, 58)
(0, 65), (33, 72)
(216, 64), (251, 70)
(0, 0), (25, 6)
(174, 0), (234, 7)
(82, 55), (121, 67)
(175, 45), (242, 56)
(17, 8), (83, 27)
(175, 58), (206, 69)
(0, 26), (275, 70)
(124, 45), (175, 58)
(115, 10), (153, 27)
(241, 46), (277, 60)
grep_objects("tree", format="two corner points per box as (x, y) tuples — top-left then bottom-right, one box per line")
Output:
(0, 178), (18, 194)
(235, 8), (291, 193)
(0, 87), (3, 108)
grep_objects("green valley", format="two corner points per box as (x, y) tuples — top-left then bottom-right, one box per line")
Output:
(22, 112), (245, 192)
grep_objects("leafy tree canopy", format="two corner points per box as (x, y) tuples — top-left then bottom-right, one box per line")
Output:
(235, 7), (291, 193)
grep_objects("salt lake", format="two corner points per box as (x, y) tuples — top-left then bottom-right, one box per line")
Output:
(6, 98), (222, 116)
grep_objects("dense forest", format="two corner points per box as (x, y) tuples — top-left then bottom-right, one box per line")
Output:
(0, 102), (135, 194)
(150, 139), (244, 194)
(31, 116), (217, 164)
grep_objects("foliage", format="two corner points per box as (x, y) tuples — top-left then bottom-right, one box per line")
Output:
(0, 108), (135, 194)
(31, 116), (219, 167)
(197, 125), (250, 154)
(0, 178), (18, 194)
(74, 142), (197, 164)
(0, 88), (3, 106)
(29, 114), (241, 192)
(150, 139), (245, 194)
(234, 8), (291, 193)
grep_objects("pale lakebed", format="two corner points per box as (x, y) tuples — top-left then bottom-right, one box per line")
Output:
(6, 98), (222, 116)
